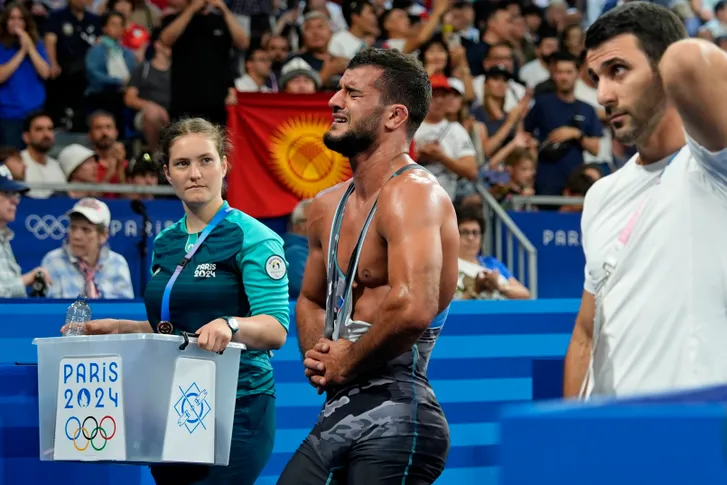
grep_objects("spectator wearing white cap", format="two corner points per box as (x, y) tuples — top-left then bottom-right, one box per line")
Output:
(55, 144), (101, 199)
(41, 197), (134, 299)
(280, 57), (320, 93)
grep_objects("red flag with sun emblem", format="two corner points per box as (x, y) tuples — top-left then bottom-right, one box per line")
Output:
(226, 93), (352, 219)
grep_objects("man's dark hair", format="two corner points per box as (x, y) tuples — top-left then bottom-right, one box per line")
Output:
(87, 110), (116, 128)
(486, 3), (509, 23)
(585, 2), (687, 65)
(347, 47), (431, 140)
(101, 10), (125, 28)
(549, 50), (580, 68)
(23, 110), (52, 133)
(564, 171), (595, 196)
(455, 203), (486, 235)
(244, 45), (266, 63)
(342, 0), (372, 27)
(715, 0), (726, 13)
(536, 27), (559, 46)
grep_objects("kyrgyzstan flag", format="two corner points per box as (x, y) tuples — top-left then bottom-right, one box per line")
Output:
(227, 93), (352, 219)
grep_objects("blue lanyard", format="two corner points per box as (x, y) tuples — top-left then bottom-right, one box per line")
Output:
(160, 202), (232, 324)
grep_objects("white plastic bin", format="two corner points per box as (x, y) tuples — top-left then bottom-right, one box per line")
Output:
(33, 334), (246, 466)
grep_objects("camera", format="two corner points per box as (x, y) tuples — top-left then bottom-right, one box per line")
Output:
(30, 271), (47, 298)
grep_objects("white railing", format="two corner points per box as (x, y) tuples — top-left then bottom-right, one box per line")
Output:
(475, 185), (539, 298)
(21, 182), (175, 196)
(510, 195), (585, 211)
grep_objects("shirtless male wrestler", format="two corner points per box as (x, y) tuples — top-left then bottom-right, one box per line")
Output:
(276, 47), (460, 484)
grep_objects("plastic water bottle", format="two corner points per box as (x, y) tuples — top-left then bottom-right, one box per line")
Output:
(64, 296), (91, 336)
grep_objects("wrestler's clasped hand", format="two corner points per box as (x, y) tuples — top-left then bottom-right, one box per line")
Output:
(197, 318), (233, 353)
(304, 338), (354, 394)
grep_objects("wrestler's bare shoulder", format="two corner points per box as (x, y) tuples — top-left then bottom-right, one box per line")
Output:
(378, 167), (454, 220)
(311, 180), (353, 211)
(305, 180), (353, 244)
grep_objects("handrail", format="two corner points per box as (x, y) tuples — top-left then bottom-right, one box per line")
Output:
(511, 195), (585, 211)
(22, 182), (175, 196)
(475, 185), (538, 298)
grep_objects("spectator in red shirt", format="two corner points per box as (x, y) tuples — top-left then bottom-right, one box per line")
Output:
(107, 0), (151, 61)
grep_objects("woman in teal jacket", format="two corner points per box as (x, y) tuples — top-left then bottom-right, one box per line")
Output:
(71, 117), (290, 485)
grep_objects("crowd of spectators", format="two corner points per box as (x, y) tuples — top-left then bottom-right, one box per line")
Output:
(0, 0), (719, 202)
(0, 0), (720, 300)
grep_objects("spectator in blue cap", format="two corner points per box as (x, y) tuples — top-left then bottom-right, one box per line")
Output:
(0, 162), (52, 297)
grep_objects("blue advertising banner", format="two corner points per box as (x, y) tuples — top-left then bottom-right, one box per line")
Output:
(9, 198), (184, 297)
(505, 211), (585, 299)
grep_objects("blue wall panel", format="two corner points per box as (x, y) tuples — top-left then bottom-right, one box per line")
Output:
(0, 299), (578, 484)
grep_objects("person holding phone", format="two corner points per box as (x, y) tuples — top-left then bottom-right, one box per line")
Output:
(62, 117), (290, 485)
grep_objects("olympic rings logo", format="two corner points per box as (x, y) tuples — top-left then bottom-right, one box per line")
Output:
(25, 214), (69, 240)
(64, 416), (117, 452)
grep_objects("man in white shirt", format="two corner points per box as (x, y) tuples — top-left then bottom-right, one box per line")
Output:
(234, 46), (274, 92)
(327, 0), (377, 60)
(20, 112), (65, 199)
(564, 3), (727, 399)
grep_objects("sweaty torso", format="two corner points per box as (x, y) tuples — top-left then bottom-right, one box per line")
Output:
(316, 176), (457, 327)
(320, 181), (389, 324)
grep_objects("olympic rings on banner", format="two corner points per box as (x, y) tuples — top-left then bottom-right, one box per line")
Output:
(25, 214), (69, 240)
(64, 415), (117, 452)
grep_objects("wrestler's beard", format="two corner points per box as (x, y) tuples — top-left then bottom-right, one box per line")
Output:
(323, 109), (382, 161)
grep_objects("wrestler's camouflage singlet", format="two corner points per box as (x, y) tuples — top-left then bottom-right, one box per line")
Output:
(296, 164), (451, 482)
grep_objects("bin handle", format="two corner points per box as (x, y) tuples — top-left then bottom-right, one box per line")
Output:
(179, 332), (224, 355)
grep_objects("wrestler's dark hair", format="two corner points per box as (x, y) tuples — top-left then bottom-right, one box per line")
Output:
(585, 2), (687, 66)
(455, 204), (486, 236)
(347, 47), (431, 140)
(157, 117), (232, 200)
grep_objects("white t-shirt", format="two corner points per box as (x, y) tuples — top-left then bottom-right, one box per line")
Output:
(582, 132), (727, 398)
(328, 30), (366, 59)
(413, 119), (476, 198)
(234, 74), (273, 93)
(519, 59), (550, 89)
(21, 150), (65, 199)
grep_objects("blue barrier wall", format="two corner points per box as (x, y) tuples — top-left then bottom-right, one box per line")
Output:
(506, 212), (584, 299)
(500, 386), (727, 485)
(0, 299), (578, 484)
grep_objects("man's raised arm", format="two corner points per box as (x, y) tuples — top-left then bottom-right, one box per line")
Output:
(661, 39), (727, 153)
(342, 177), (457, 378)
(295, 198), (329, 356)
